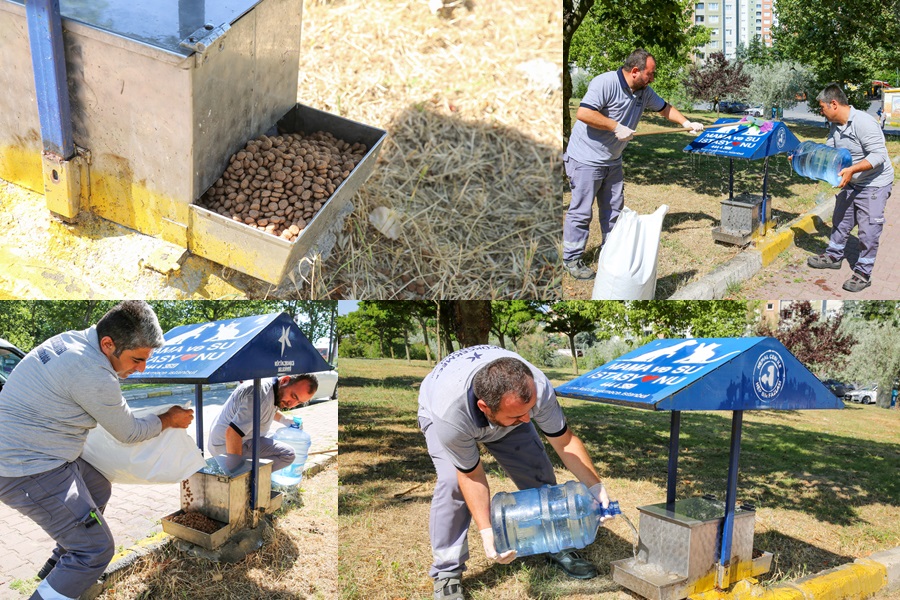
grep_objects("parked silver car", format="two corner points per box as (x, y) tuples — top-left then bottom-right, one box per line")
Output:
(0, 338), (26, 392)
(845, 385), (878, 405)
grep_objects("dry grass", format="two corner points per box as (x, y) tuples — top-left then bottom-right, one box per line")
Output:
(339, 357), (900, 600)
(301, 0), (563, 299)
(97, 464), (338, 600)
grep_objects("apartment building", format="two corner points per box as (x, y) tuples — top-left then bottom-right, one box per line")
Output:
(760, 300), (844, 329)
(693, 0), (774, 60)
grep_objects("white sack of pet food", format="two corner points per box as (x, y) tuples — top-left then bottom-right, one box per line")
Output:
(592, 205), (668, 300)
(82, 405), (206, 484)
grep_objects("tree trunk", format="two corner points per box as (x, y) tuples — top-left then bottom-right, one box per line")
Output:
(563, 0), (595, 147)
(568, 333), (579, 375)
(389, 344), (395, 360)
(435, 302), (443, 361)
(452, 301), (492, 348)
(416, 316), (433, 363)
(404, 328), (411, 363)
(497, 332), (506, 349)
(439, 302), (456, 356)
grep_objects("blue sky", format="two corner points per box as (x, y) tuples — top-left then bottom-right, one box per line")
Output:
(338, 301), (359, 316)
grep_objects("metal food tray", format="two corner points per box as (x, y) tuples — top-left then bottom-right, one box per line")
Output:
(161, 509), (230, 550)
(188, 103), (387, 284)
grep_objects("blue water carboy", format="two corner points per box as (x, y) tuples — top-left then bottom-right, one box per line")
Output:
(271, 416), (312, 486)
(791, 141), (853, 187)
(490, 481), (621, 556)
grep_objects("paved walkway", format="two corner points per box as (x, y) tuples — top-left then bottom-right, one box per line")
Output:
(0, 394), (338, 599)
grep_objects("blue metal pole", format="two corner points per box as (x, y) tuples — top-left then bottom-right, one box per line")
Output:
(719, 410), (744, 583)
(667, 410), (681, 506)
(760, 156), (770, 235)
(25, 0), (75, 158)
(251, 378), (260, 510)
(194, 383), (204, 454)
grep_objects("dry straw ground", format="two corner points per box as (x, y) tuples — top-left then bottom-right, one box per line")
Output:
(304, 0), (563, 299)
(93, 464), (338, 599)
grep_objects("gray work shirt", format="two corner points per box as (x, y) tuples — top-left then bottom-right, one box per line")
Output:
(417, 346), (567, 472)
(208, 378), (279, 452)
(566, 68), (668, 167)
(0, 327), (162, 477)
(825, 106), (895, 188)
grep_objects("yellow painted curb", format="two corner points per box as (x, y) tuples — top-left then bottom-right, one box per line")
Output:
(146, 390), (173, 398)
(689, 559), (887, 600)
(793, 560), (887, 600)
(109, 531), (171, 564)
(756, 213), (820, 266)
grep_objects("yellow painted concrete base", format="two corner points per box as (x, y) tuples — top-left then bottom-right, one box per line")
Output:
(690, 560), (887, 600)
(754, 213), (823, 266)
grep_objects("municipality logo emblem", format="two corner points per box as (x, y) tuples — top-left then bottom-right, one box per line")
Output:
(278, 327), (292, 357)
(753, 349), (785, 401)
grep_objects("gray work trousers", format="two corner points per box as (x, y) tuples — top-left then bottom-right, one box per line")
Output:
(210, 435), (296, 472)
(563, 154), (625, 262)
(0, 458), (114, 600)
(825, 182), (892, 277)
(419, 417), (557, 580)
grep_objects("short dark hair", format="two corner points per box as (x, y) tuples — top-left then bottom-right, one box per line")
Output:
(285, 373), (318, 395)
(817, 83), (849, 106)
(623, 49), (654, 72)
(96, 301), (164, 356)
(472, 357), (534, 412)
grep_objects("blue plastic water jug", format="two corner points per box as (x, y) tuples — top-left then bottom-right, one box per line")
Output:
(271, 416), (312, 486)
(791, 141), (852, 187)
(490, 481), (621, 556)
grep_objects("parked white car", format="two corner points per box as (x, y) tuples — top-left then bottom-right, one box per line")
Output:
(310, 369), (338, 403)
(845, 385), (877, 404)
(744, 106), (764, 117)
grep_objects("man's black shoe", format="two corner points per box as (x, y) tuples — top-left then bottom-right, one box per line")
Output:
(547, 549), (598, 579)
(37, 557), (57, 580)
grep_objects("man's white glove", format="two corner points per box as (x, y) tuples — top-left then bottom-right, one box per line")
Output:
(613, 122), (635, 141)
(683, 120), (704, 134)
(589, 483), (613, 522)
(479, 528), (516, 564)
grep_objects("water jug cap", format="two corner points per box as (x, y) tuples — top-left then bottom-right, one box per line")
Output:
(292, 416), (304, 428)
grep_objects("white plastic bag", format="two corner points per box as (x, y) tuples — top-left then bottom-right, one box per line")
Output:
(592, 205), (668, 300)
(81, 406), (206, 484)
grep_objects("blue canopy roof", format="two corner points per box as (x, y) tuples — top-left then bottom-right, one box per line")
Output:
(555, 337), (842, 411)
(683, 119), (800, 160)
(129, 312), (332, 384)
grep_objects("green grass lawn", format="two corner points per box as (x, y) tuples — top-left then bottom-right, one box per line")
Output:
(338, 357), (900, 599)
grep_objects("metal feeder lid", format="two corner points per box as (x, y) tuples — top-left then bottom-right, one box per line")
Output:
(127, 311), (332, 384)
(683, 119), (800, 160)
(7, 0), (265, 56)
(555, 337), (843, 411)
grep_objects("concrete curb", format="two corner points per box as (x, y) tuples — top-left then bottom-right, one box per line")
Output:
(671, 197), (836, 300)
(689, 548), (900, 600)
(81, 452), (338, 600)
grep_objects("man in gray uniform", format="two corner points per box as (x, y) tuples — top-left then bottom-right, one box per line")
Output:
(563, 48), (704, 279)
(418, 346), (612, 600)
(208, 374), (318, 472)
(805, 83), (894, 292)
(0, 301), (194, 600)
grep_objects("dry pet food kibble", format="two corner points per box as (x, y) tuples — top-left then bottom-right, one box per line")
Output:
(170, 511), (225, 534)
(199, 131), (368, 241)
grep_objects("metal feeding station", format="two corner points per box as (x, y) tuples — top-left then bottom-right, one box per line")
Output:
(684, 119), (800, 246)
(128, 312), (332, 550)
(0, 0), (386, 284)
(556, 337), (843, 600)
